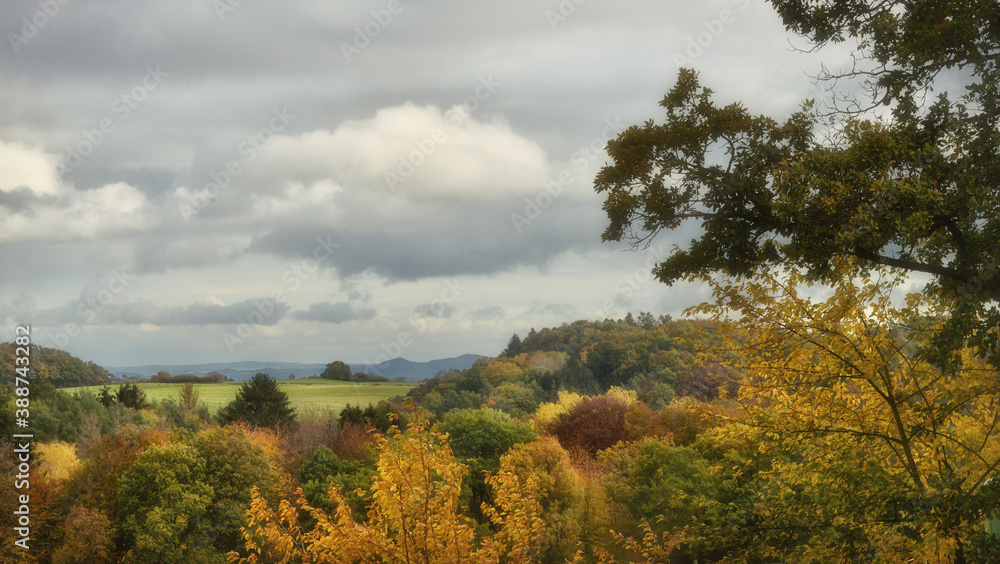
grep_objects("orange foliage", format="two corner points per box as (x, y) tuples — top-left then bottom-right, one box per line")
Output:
(51, 505), (113, 564)
(553, 395), (629, 455)
(66, 426), (173, 520)
(655, 397), (737, 446)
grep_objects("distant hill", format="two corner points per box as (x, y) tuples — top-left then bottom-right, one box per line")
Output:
(0, 343), (112, 388)
(105, 355), (486, 383)
(355, 354), (486, 382)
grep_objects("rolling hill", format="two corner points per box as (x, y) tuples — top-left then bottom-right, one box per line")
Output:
(104, 354), (485, 383)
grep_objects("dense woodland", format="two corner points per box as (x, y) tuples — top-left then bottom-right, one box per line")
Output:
(0, 315), (744, 563)
(0, 343), (112, 388)
(6, 0), (1000, 561)
(3, 299), (1000, 562)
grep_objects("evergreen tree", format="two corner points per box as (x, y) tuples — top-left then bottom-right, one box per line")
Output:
(217, 373), (296, 429)
(501, 333), (521, 357)
(115, 383), (148, 410)
(637, 311), (656, 329)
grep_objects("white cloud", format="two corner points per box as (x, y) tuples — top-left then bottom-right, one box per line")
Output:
(1, 180), (155, 243)
(0, 140), (156, 244)
(251, 103), (551, 201)
(0, 140), (61, 196)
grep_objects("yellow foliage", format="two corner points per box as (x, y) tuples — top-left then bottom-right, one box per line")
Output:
(532, 391), (584, 433)
(231, 422), (294, 499)
(138, 408), (159, 426)
(481, 360), (525, 386)
(595, 520), (687, 564)
(231, 411), (554, 564)
(481, 460), (547, 561)
(503, 437), (583, 561)
(693, 268), (1000, 559)
(36, 441), (81, 482)
(604, 386), (638, 406)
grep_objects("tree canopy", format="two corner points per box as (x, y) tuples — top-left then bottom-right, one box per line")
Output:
(596, 0), (1000, 367)
(321, 361), (352, 381)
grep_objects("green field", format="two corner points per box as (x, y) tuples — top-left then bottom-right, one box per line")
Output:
(67, 380), (415, 416)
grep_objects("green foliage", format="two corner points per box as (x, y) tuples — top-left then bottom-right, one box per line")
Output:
(115, 442), (220, 563)
(338, 401), (404, 433)
(405, 319), (723, 417)
(487, 380), (544, 417)
(151, 371), (226, 384)
(108, 425), (278, 563)
(602, 439), (720, 529)
(188, 426), (279, 551)
(438, 408), (535, 521)
(407, 368), (491, 416)
(583, 320), (723, 394)
(596, 11), (1000, 367)
(321, 360), (351, 381)
(299, 445), (375, 522)
(217, 373), (296, 430)
(115, 383), (149, 410)
(501, 332), (522, 357)
(1, 386), (115, 443)
(0, 343), (112, 387)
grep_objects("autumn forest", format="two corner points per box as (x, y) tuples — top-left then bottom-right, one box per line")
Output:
(6, 0), (1000, 562)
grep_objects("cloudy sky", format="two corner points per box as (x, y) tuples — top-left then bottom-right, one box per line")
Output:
(0, 0), (853, 367)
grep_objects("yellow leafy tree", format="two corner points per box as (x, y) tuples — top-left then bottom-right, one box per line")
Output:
(689, 267), (1000, 562)
(481, 460), (547, 562)
(230, 411), (551, 564)
(595, 520), (687, 564)
(36, 441), (82, 483)
(532, 391), (584, 433)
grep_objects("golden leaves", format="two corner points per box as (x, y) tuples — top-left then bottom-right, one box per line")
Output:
(231, 411), (555, 564)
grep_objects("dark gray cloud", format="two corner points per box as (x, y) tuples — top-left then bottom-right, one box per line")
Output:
(0, 187), (48, 214)
(0, 0), (835, 364)
(246, 196), (604, 282)
(413, 302), (456, 320)
(29, 296), (290, 327)
(467, 306), (505, 321)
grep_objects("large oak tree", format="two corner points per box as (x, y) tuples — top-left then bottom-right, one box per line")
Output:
(596, 0), (1000, 366)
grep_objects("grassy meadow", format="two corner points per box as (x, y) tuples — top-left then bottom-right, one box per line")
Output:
(66, 379), (415, 416)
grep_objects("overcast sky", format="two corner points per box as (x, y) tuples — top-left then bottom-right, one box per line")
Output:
(0, 0), (854, 367)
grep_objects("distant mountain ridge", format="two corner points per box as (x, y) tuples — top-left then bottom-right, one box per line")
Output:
(104, 354), (485, 383)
